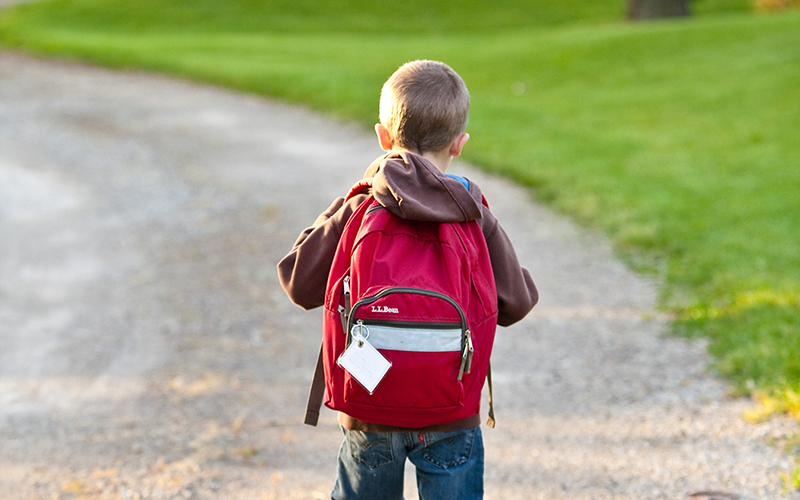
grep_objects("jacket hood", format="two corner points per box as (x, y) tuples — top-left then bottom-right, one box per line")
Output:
(363, 152), (483, 223)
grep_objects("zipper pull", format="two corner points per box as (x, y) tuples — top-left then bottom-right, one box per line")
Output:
(465, 331), (474, 375)
(340, 276), (352, 338)
(342, 275), (351, 320)
(457, 330), (474, 381)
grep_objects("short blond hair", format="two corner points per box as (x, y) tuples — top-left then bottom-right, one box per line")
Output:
(379, 60), (470, 154)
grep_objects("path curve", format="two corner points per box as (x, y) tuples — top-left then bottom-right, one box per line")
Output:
(0, 51), (797, 500)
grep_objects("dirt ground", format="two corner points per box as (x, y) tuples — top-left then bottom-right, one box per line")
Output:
(0, 50), (798, 500)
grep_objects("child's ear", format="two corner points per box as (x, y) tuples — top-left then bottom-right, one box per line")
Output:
(449, 133), (470, 158)
(375, 123), (393, 151)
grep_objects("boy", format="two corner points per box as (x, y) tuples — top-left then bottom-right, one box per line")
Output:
(277, 60), (538, 500)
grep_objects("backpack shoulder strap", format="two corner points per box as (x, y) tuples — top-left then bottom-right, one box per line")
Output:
(304, 345), (326, 426)
(486, 363), (495, 428)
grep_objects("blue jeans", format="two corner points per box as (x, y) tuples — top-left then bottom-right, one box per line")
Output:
(332, 426), (484, 500)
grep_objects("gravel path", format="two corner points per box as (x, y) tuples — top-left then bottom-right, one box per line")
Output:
(0, 50), (797, 500)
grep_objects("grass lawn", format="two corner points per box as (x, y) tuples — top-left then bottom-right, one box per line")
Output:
(1, 0), (799, 414)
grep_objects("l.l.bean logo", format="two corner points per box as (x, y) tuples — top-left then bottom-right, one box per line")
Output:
(371, 305), (399, 314)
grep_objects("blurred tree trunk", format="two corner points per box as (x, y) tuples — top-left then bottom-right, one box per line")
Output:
(628, 0), (690, 19)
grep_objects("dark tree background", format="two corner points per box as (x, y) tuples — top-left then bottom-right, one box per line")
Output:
(628, 0), (690, 19)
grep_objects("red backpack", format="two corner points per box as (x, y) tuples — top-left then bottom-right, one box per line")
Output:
(304, 179), (499, 429)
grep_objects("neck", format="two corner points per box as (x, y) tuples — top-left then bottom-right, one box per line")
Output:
(393, 148), (452, 173)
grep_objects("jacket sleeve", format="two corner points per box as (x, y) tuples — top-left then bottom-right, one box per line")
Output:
(479, 208), (538, 327)
(277, 195), (367, 310)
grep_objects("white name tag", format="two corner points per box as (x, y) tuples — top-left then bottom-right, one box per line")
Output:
(337, 335), (392, 395)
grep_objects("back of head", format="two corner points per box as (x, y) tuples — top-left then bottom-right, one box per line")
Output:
(379, 60), (470, 154)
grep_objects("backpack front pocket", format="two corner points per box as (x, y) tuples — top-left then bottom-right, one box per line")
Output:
(341, 288), (472, 413)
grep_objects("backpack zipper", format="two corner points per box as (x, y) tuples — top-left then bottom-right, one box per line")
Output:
(347, 287), (473, 380)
